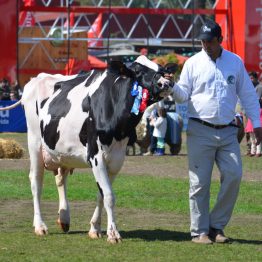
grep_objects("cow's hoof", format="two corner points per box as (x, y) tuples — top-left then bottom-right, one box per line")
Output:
(107, 237), (122, 244)
(56, 219), (70, 233)
(88, 231), (102, 239)
(35, 228), (48, 236)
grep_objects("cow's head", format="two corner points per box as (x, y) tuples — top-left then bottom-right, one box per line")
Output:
(108, 55), (175, 103)
(130, 56), (175, 101)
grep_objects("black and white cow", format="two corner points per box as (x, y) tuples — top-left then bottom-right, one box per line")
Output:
(1, 56), (174, 243)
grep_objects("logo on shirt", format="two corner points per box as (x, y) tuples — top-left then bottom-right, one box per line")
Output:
(227, 75), (235, 85)
(202, 26), (211, 32)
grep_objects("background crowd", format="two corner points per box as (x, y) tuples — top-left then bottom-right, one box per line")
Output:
(0, 78), (23, 101)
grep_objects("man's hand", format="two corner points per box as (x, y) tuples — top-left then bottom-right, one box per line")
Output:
(164, 73), (174, 81)
(253, 127), (262, 145)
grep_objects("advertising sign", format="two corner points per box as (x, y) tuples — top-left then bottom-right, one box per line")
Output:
(0, 101), (27, 132)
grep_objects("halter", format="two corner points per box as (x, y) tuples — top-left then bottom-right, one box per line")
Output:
(130, 71), (172, 114)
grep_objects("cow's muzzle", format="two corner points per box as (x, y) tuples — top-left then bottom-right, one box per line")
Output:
(157, 77), (173, 98)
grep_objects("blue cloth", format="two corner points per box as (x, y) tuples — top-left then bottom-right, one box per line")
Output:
(131, 81), (139, 96)
(0, 100), (27, 132)
(166, 112), (182, 144)
(131, 83), (142, 115)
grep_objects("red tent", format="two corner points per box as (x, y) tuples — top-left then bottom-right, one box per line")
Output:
(88, 55), (107, 69)
(65, 55), (107, 75)
(175, 54), (188, 64)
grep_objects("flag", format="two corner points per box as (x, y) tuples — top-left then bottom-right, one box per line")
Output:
(87, 13), (103, 47)
(19, 0), (35, 27)
(64, 13), (75, 28)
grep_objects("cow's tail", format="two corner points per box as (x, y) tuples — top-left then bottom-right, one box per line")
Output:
(0, 99), (22, 111)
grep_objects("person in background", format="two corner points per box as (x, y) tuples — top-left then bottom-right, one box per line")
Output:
(151, 107), (167, 156)
(245, 111), (262, 157)
(143, 103), (158, 156)
(244, 71), (262, 157)
(249, 71), (262, 102)
(11, 80), (23, 100)
(172, 19), (262, 244)
(10, 91), (18, 101)
(0, 78), (11, 100)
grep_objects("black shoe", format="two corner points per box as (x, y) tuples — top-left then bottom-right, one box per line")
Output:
(209, 227), (229, 243)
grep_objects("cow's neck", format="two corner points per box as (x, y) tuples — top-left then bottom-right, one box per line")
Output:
(88, 76), (143, 146)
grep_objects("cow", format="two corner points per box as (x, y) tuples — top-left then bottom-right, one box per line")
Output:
(0, 56), (174, 243)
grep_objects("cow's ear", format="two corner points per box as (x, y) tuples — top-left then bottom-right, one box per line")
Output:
(164, 63), (178, 74)
(108, 61), (134, 77)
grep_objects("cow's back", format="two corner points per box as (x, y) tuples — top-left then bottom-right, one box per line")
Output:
(22, 73), (77, 109)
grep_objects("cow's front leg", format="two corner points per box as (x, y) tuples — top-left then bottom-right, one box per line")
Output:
(90, 157), (122, 243)
(88, 192), (103, 239)
(55, 168), (70, 233)
(105, 174), (121, 244)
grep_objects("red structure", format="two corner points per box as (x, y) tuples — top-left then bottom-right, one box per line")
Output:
(0, 1), (17, 84)
(216, 0), (262, 79)
(0, 0), (261, 84)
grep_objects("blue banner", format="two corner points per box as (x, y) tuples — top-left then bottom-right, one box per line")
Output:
(0, 100), (27, 132)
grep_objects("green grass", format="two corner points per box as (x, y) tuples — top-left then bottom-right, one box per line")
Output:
(0, 170), (261, 215)
(0, 173), (261, 262)
(0, 133), (262, 261)
(0, 233), (261, 262)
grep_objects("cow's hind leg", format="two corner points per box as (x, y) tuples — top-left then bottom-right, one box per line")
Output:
(55, 168), (70, 233)
(88, 192), (103, 239)
(28, 143), (47, 235)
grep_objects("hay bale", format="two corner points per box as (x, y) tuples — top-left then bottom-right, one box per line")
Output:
(136, 122), (147, 141)
(135, 122), (150, 154)
(0, 138), (24, 159)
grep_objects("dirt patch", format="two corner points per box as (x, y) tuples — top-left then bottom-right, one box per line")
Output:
(1, 133), (261, 181)
(0, 153), (261, 182)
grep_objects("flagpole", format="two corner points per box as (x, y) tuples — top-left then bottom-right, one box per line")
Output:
(146, 0), (149, 55)
(106, 0), (112, 64)
(16, 0), (19, 83)
(67, 0), (70, 75)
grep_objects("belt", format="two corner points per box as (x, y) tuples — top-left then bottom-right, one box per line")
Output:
(190, 118), (231, 129)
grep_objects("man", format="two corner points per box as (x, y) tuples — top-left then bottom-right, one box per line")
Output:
(172, 19), (262, 244)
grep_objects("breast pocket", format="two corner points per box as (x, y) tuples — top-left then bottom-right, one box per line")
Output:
(218, 72), (237, 98)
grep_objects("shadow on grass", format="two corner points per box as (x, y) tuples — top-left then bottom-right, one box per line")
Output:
(67, 231), (88, 235)
(121, 229), (190, 242)
(50, 231), (88, 235)
(52, 229), (190, 241)
(52, 230), (262, 245)
(229, 238), (262, 245)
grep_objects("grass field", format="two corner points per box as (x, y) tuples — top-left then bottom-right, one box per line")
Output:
(0, 133), (261, 262)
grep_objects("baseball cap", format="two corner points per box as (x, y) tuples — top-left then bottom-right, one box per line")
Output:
(198, 19), (222, 41)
